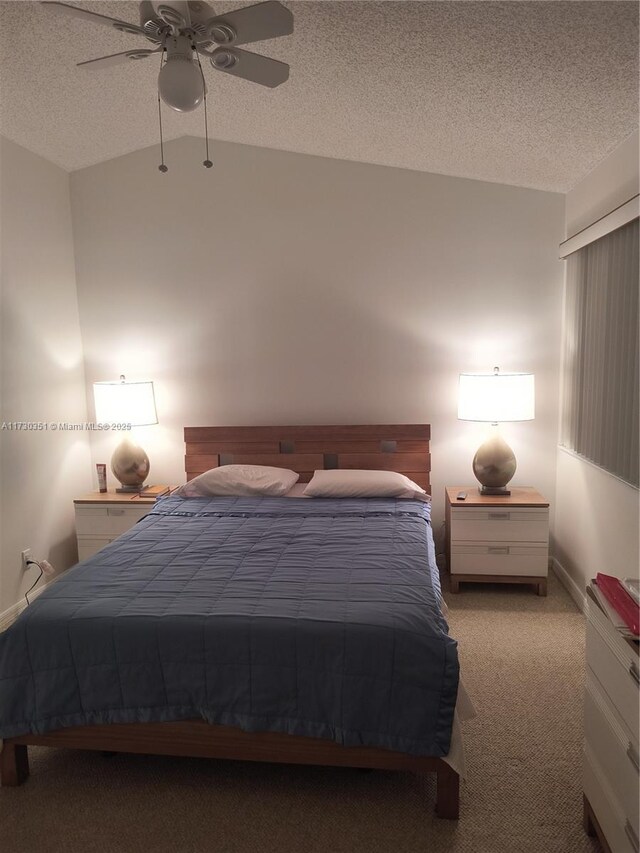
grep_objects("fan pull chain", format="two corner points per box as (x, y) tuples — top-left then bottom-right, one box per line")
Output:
(157, 95), (168, 173)
(158, 50), (168, 173)
(193, 43), (213, 169)
(202, 90), (212, 168)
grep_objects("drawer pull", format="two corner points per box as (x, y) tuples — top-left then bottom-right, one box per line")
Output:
(488, 546), (510, 555)
(627, 743), (640, 773)
(626, 820), (639, 853)
(488, 512), (510, 520)
(107, 508), (125, 516)
(630, 663), (640, 687)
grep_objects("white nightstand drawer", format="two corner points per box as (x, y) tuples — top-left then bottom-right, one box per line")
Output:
(584, 746), (638, 853)
(75, 505), (151, 536)
(586, 616), (639, 737)
(77, 537), (113, 561)
(450, 507), (549, 543)
(585, 672), (639, 829)
(450, 543), (548, 577)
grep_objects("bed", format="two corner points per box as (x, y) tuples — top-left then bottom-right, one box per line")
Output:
(0, 424), (463, 818)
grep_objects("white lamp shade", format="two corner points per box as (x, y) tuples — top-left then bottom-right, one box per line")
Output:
(458, 372), (535, 422)
(93, 379), (158, 426)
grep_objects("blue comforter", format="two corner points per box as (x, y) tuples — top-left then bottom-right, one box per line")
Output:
(0, 496), (459, 756)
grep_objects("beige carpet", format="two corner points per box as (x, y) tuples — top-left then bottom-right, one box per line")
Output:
(1, 572), (600, 853)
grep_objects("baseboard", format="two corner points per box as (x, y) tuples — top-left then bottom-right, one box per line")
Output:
(550, 556), (587, 613)
(0, 585), (46, 632)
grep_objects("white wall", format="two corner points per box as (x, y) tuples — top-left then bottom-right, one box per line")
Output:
(554, 130), (640, 600)
(70, 136), (565, 544)
(0, 137), (91, 614)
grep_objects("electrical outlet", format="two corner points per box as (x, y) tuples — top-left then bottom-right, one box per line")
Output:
(21, 549), (31, 571)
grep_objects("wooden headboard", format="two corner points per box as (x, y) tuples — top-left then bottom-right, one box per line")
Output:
(184, 425), (431, 492)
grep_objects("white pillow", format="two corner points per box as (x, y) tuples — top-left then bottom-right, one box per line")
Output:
(303, 469), (430, 501)
(283, 483), (309, 498)
(175, 465), (299, 498)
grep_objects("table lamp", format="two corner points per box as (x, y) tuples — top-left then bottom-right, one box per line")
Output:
(93, 375), (158, 492)
(458, 367), (535, 495)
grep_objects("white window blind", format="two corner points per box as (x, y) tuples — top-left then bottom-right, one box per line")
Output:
(561, 218), (639, 487)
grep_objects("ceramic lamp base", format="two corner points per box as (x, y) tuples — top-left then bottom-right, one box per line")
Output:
(478, 485), (511, 496)
(111, 435), (150, 490)
(472, 427), (517, 493)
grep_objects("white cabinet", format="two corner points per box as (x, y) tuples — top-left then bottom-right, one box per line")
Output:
(74, 491), (166, 561)
(445, 487), (549, 595)
(583, 587), (640, 853)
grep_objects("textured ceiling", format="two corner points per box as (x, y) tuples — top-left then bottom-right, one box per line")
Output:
(0, 1), (637, 190)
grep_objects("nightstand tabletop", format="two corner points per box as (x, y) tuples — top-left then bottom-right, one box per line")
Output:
(74, 487), (174, 505)
(445, 486), (549, 507)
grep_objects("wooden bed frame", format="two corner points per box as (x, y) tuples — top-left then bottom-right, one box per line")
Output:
(1, 424), (460, 819)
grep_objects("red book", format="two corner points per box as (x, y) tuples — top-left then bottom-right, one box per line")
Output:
(596, 573), (640, 636)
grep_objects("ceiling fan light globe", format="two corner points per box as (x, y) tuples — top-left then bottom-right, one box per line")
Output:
(158, 58), (204, 112)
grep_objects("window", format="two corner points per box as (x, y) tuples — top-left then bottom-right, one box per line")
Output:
(561, 218), (639, 487)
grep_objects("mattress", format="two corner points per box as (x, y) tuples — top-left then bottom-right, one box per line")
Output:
(0, 495), (460, 757)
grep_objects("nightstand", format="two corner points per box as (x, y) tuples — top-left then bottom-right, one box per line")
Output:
(445, 486), (550, 596)
(74, 487), (173, 561)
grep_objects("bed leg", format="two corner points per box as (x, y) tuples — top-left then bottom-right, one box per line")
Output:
(435, 765), (459, 819)
(1, 741), (29, 787)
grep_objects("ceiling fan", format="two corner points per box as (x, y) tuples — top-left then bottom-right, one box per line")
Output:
(41, 1), (294, 113)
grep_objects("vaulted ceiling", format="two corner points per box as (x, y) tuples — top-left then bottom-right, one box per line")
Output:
(0, 1), (637, 190)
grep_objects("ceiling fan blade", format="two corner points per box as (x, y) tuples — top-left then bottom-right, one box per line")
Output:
(153, 1), (191, 29)
(185, 0), (216, 40)
(209, 46), (289, 88)
(187, 0), (216, 24)
(78, 49), (161, 70)
(40, 2), (145, 36)
(139, 2), (170, 44)
(204, 2), (293, 47)
(140, 1), (157, 24)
